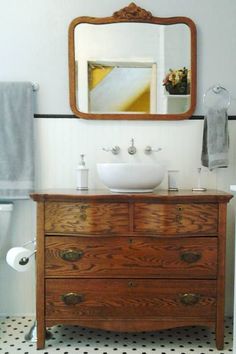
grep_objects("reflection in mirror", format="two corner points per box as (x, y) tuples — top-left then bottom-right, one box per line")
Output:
(69, 3), (197, 120)
(88, 62), (155, 113)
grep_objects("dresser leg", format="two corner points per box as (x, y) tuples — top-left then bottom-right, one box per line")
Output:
(215, 321), (224, 350)
(36, 323), (45, 350)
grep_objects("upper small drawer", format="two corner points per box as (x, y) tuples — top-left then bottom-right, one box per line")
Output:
(45, 201), (129, 234)
(134, 203), (218, 235)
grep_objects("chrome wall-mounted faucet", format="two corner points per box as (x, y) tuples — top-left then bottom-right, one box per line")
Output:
(128, 138), (137, 155)
(102, 146), (120, 155)
(144, 146), (162, 155)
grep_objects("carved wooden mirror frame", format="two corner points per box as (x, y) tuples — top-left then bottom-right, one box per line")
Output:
(68, 3), (197, 120)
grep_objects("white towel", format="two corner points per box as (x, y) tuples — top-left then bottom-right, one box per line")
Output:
(201, 107), (229, 170)
(0, 82), (35, 196)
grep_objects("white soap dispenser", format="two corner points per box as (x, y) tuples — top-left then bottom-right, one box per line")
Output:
(76, 154), (89, 190)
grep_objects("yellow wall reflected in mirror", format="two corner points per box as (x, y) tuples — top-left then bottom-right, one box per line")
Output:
(88, 63), (153, 113)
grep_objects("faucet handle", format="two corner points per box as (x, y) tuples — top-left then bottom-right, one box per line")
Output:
(145, 146), (162, 155)
(102, 146), (120, 155)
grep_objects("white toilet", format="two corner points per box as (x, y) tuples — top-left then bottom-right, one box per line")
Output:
(0, 203), (14, 254)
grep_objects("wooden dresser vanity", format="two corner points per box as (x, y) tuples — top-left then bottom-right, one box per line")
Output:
(30, 189), (232, 350)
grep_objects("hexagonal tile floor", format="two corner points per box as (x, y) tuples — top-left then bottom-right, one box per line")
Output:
(0, 316), (233, 354)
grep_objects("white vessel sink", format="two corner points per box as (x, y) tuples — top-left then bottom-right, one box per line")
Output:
(97, 162), (165, 193)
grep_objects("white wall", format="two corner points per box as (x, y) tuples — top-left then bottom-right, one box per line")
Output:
(0, 0), (236, 316)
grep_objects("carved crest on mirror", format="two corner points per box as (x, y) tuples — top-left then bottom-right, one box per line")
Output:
(113, 3), (153, 20)
(69, 3), (197, 120)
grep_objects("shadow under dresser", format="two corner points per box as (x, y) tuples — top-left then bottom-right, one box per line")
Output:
(30, 189), (233, 350)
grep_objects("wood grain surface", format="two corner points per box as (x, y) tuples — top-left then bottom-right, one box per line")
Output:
(134, 203), (218, 234)
(45, 201), (129, 234)
(45, 236), (217, 278)
(45, 279), (216, 320)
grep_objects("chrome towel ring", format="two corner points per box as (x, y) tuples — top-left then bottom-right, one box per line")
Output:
(203, 84), (230, 110)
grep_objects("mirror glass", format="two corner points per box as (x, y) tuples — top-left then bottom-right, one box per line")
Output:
(69, 3), (196, 120)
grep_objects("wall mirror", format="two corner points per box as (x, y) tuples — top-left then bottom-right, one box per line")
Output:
(68, 3), (197, 120)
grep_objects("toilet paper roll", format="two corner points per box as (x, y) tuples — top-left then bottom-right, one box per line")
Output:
(6, 247), (33, 272)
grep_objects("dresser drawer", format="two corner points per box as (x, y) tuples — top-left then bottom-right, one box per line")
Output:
(45, 236), (217, 278)
(134, 203), (218, 235)
(45, 201), (129, 234)
(46, 279), (216, 320)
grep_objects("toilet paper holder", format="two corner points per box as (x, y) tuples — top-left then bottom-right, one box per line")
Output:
(19, 238), (37, 265)
(22, 238), (36, 247)
(19, 249), (36, 265)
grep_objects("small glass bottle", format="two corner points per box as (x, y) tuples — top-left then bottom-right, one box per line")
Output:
(192, 167), (206, 191)
(76, 154), (89, 190)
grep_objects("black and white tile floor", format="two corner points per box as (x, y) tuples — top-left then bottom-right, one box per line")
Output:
(0, 317), (233, 354)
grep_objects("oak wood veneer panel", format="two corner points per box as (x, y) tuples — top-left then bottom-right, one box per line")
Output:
(45, 201), (129, 234)
(45, 236), (217, 278)
(134, 203), (218, 234)
(45, 279), (216, 320)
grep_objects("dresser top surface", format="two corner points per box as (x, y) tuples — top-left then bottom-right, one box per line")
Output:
(30, 189), (233, 203)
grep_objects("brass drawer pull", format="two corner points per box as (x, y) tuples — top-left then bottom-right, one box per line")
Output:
(79, 213), (87, 221)
(176, 215), (183, 222)
(59, 249), (84, 262)
(180, 251), (202, 263)
(179, 293), (200, 306)
(61, 293), (84, 305)
(77, 204), (90, 221)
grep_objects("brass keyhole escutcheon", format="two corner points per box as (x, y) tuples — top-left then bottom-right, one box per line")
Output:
(128, 280), (137, 288)
(176, 205), (183, 223)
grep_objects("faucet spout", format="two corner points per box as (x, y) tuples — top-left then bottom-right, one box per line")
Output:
(128, 138), (137, 155)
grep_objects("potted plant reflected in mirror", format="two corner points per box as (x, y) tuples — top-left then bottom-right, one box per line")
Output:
(163, 67), (190, 95)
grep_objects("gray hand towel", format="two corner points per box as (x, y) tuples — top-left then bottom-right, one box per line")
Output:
(201, 107), (229, 170)
(0, 82), (35, 195)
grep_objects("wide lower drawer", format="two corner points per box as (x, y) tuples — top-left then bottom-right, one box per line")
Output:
(45, 201), (129, 234)
(45, 236), (217, 278)
(134, 203), (218, 235)
(45, 279), (216, 320)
